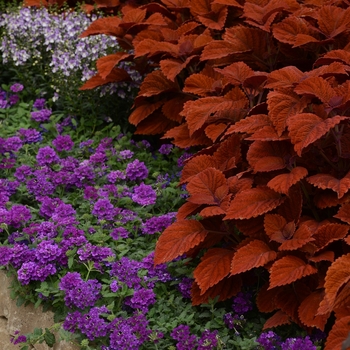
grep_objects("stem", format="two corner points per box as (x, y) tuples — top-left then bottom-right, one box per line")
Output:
(319, 150), (338, 171)
(300, 181), (320, 221)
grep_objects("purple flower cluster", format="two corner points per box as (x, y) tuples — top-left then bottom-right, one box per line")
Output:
(141, 212), (176, 234)
(131, 183), (157, 206)
(170, 325), (198, 350)
(126, 159), (148, 181)
(59, 272), (102, 309)
(232, 291), (253, 315)
(256, 331), (317, 350)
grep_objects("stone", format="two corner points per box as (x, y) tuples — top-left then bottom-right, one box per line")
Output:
(0, 270), (79, 350)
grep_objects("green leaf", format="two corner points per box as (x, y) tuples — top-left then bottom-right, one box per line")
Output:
(44, 329), (56, 347)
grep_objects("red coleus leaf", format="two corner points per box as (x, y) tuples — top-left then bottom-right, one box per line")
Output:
(294, 76), (335, 104)
(129, 101), (163, 126)
(162, 95), (192, 123)
(194, 248), (235, 294)
(274, 282), (311, 324)
(197, 6), (228, 30)
(212, 134), (241, 172)
(231, 240), (277, 275)
(265, 66), (305, 90)
(267, 167), (308, 195)
(80, 68), (131, 90)
(177, 202), (202, 220)
(314, 191), (350, 209)
(268, 255), (317, 289)
(256, 282), (278, 313)
(154, 220), (208, 264)
(318, 254), (350, 315)
(247, 141), (289, 173)
(134, 110), (178, 135)
(263, 310), (291, 330)
(226, 187), (284, 220)
(205, 123), (228, 142)
(80, 17), (123, 38)
(180, 155), (217, 184)
(182, 89), (248, 136)
(313, 223), (349, 252)
(324, 316), (350, 350)
(243, 0), (300, 32)
(215, 61), (255, 86)
(309, 251), (335, 264)
(134, 39), (178, 58)
(160, 56), (197, 82)
(298, 290), (330, 331)
(317, 5), (350, 39)
(307, 171), (350, 199)
(223, 26), (267, 56)
(96, 52), (132, 79)
(287, 113), (349, 156)
(272, 15), (317, 46)
(191, 275), (242, 305)
(315, 49), (350, 67)
(264, 214), (292, 243)
(224, 114), (271, 136)
(183, 73), (219, 97)
(163, 123), (212, 148)
(138, 70), (179, 97)
(186, 168), (228, 205)
(278, 224), (314, 251)
(334, 203), (350, 224)
(267, 90), (308, 137)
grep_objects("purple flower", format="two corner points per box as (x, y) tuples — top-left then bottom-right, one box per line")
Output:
(59, 272), (101, 309)
(256, 331), (282, 350)
(125, 288), (156, 312)
(232, 291), (253, 315)
(52, 134), (74, 151)
(17, 128), (42, 143)
(281, 336), (316, 350)
(77, 306), (109, 341)
(92, 198), (115, 220)
(110, 257), (142, 288)
(110, 280), (120, 292)
(36, 240), (62, 263)
(141, 213), (176, 234)
(17, 261), (56, 284)
(36, 146), (59, 166)
(33, 98), (46, 109)
(171, 325), (198, 350)
(131, 183), (156, 206)
(159, 144), (173, 155)
(126, 159), (148, 181)
(177, 277), (193, 299)
(4, 136), (23, 152)
(110, 227), (129, 240)
(197, 330), (218, 350)
(9, 94), (19, 105)
(7, 204), (31, 227)
(109, 313), (151, 350)
(119, 150), (134, 159)
(10, 83), (24, 92)
(107, 170), (126, 183)
(77, 243), (114, 263)
(31, 108), (52, 122)
(89, 151), (107, 164)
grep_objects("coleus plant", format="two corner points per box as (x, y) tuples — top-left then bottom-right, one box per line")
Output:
(55, 0), (350, 349)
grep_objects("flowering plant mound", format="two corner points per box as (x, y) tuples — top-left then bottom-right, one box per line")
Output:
(0, 5), (141, 129)
(0, 82), (323, 349)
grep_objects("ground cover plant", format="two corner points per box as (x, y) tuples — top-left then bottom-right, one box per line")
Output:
(0, 0), (343, 349)
(75, 0), (350, 349)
